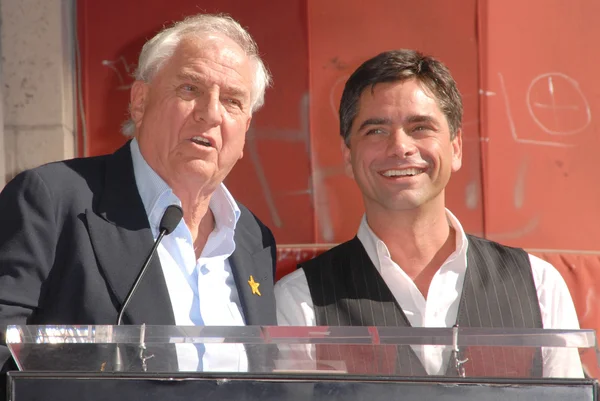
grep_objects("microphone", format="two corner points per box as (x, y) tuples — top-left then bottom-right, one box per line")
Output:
(116, 204), (183, 325)
(114, 204), (183, 370)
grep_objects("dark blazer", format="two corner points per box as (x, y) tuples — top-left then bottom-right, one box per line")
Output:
(0, 142), (277, 380)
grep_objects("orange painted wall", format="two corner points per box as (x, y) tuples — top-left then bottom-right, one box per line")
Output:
(78, 0), (600, 251)
(478, 0), (600, 250)
(306, 0), (483, 243)
(78, 1), (600, 375)
(77, 0), (312, 243)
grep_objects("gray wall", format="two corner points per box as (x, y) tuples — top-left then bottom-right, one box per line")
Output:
(1, 0), (76, 186)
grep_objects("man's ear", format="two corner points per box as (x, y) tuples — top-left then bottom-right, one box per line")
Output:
(451, 128), (463, 173)
(341, 137), (354, 179)
(130, 81), (149, 128)
(239, 116), (253, 160)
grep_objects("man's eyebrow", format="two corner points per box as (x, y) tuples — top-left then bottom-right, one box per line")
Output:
(176, 72), (202, 83)
(357, 117), (392, 131)
(405, 114), (439, 125)
(222, 86), (249, 98)
(176, 72), (249, 98)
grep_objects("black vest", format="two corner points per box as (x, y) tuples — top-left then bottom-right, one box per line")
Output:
(301, 235), (543, 377)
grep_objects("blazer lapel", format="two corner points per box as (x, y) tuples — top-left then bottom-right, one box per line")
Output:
(86, 142), (175, 325)
(229, 221), (276, 326)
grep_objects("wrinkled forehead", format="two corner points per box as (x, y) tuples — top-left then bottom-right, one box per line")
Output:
(159, 34), (255, 90)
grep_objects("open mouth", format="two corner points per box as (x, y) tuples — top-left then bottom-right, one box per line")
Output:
(190, 137), (212, 148)
(380, 167), (425, 178)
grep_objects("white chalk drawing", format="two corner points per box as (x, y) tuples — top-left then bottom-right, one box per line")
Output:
(101, 55), (315, 234)
(245, 128), (282, 228)
(514, 158), (528, 209)
(479, 215), (540, 242)
(102, 57), (136, 90)
(526, 73), (591, 135)
(245, 92), (311, 229)
(95, 61), (593, 242)
(465, 180), (479, 210)
(482, 70), (594, 240)
(478, 89), (496, 96)
(498, 73), (575, 148)
(583, 289), (597, 320)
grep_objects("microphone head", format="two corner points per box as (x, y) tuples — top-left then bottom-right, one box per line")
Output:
(159, 205), (184, 235)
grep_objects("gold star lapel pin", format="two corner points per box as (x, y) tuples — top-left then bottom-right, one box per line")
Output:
(248, 275), (261, 296)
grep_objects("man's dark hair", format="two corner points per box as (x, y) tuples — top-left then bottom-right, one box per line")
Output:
(339, 49), (463, 145)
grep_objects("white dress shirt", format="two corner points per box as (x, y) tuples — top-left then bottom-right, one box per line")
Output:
(130, 139), (247, 372)
(275, 210), (584, 377)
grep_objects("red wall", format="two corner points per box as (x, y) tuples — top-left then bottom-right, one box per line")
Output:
(78, 0), (312, 243)
(479, 0), (600, 250)
(306, 0), (482, 242)
(78, 1), (600, 375)
(78, 0), (600, 251)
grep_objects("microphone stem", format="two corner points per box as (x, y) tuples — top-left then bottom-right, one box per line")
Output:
(116, 229), (166, 326)
(111, 204), (182, 372)
(114, 343), (124, 372)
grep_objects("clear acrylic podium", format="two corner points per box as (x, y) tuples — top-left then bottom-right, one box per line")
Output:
(5, 325), (599, 400)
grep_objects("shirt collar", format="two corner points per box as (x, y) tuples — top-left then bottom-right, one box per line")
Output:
(209, 183), (240, 232)
(130, 138), (241, 236)
(356, 208), (469, 274)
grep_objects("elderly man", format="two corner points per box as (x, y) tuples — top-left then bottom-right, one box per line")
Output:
(275, 49), (583, 378)
(0, 13), (276, 384)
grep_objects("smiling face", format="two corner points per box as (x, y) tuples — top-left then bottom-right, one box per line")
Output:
(130, 33), (254, 195)
(342, 78), (462, 216)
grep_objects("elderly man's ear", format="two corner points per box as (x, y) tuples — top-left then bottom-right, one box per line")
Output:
(130, 81), (149, 128)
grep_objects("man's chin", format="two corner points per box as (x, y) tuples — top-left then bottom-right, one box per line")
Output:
(168, 164), (215, 186)
(371, 193), (429, 212)
(180, 160), (214, 175)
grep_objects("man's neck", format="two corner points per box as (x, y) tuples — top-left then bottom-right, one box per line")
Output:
(174, 187), (216, 257)
(366, 204), (457, 298)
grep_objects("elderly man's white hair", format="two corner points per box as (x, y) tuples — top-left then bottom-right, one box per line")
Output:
(121, 13), (272, 136)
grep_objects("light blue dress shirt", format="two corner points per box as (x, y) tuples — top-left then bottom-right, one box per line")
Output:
(130, 139), (247, 371)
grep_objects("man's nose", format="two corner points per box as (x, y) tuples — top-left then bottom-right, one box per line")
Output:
(387, 129), (417, 158)
(193, 91), (223, 127)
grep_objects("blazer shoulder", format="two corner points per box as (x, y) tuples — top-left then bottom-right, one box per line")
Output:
(237, 202), (264, 227)
(236, 202), (275, 247)
(0, 152), (120, 219)
(6, 154), (110, 194)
